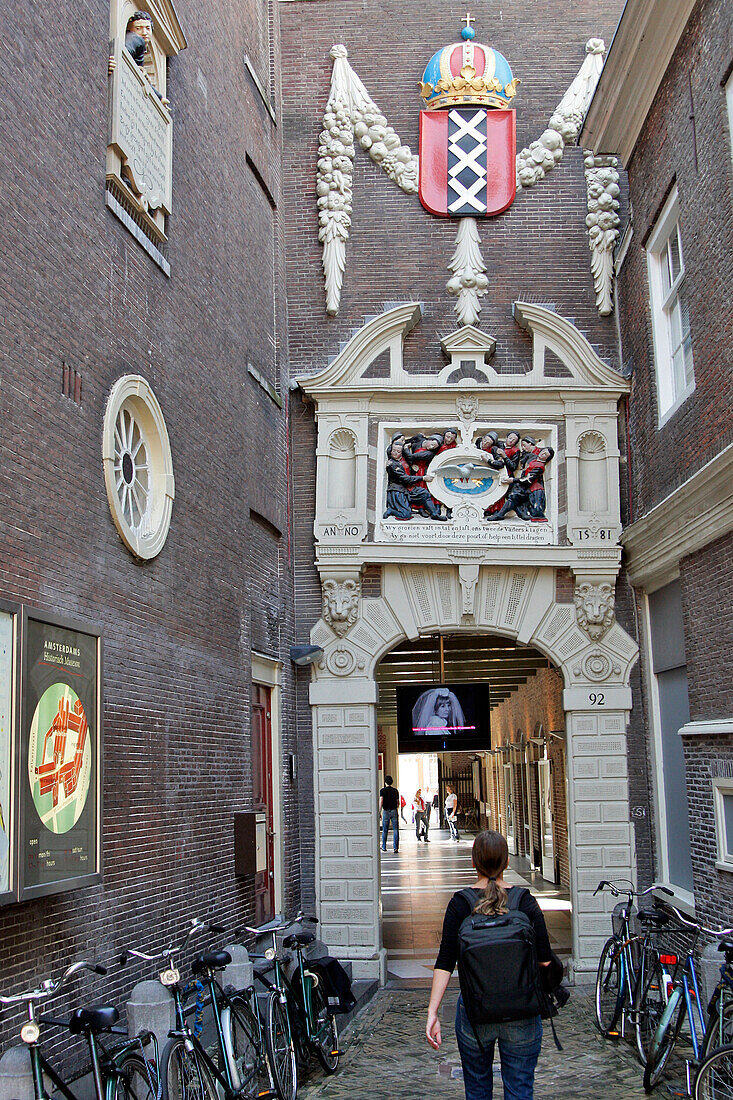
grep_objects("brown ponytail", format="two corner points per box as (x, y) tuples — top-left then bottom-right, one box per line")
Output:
(471, 830), (510, 916)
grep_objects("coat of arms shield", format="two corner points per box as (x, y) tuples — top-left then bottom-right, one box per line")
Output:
(418, 107), (516, 218)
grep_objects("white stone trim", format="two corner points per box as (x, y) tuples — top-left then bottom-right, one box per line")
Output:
(581, 0), (698, 165)
(252, 653), (285, 914)
(679, 720), (733, 738)
(713, 777), (733, 872)
(102, 375), (175, 560)
(622, 442), (733, 588)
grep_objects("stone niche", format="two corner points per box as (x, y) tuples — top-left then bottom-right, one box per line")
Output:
(106, 0), (186, 244)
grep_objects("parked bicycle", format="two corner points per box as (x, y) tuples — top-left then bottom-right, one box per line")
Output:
(694, 942), (733, 1100)
(0, 960), (158, 1100)
(644, 911), (733, 1094)
(594, 878), (675, 1065)
(118, 916), (276, 1100)
(247, 912), (339, 1099)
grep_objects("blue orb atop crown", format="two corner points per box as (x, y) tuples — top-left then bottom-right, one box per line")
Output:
(419, 24), (519, 111)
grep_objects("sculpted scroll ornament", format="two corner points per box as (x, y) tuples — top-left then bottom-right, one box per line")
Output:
(515, 40), (606, 191)
(574, 581), (615, 641)
(583, 152), (621, 316)
(322, 578), (360, 636)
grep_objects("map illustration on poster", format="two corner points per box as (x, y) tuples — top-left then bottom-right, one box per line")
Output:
(0, 610), (13, 897)
(20, 613), (101, 898)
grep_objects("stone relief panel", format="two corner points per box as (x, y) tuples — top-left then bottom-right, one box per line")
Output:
(377, 420), (558, 545)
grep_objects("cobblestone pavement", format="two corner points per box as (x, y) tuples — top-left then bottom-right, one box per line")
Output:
(299, 985), (690, 1099)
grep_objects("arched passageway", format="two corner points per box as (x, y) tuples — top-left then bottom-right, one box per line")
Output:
(375, 633), (572, 980)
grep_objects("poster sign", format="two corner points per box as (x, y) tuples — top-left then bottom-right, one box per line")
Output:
(19, 611), (102, 899)
(0, 605), (17, 902)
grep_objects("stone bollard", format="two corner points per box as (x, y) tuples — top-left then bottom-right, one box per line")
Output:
(699, 942), (722, 1008)
(0, 1045), (35, 1100)
(223, 944), (254, 991)
(127, 980), (175, 1053)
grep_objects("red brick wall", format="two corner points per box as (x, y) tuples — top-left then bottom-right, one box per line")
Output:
(616, 0), (733, 519)
(489, 667), (570, 887)
(0, 0), (301, 1051)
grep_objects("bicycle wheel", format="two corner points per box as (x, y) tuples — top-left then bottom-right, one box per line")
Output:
(635, 946), (666, 1066)
(595, 937), (624, 1035)
(161, 1038), (218, 1100)
(107, 1052), (157, 1100)
(265, 992), (297, 1100)
(227, 994), (263, 1096)
(702, 996), (733, 1061)
(310, 981), (339, 1074)
(643, 988), (687, 1093)
(695, 1042), (733, 1099)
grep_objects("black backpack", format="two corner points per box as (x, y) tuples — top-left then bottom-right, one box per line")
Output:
(457, 886), (546, 1027)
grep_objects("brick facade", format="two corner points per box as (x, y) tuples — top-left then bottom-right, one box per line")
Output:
(281, 0), (634, 907)
(609, 0), (733, 919)
(0, 0), (300, 1050)
(615, 0), (733, 518)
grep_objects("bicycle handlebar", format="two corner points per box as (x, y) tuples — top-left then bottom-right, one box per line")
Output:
(594, 879), (667, 899)
(595, 882), (733, 940)
(657, 904), (733, 940)
(0, 961), (107, 1006)
(117, 917), (225, 967)
(240, 912), (318, 939)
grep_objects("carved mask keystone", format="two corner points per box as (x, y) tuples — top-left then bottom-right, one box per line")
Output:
(322, 578), (360, 636)
(574, 581), (615, 641)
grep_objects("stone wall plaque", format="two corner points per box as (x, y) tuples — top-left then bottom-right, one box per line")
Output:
(110, 47), (173, 214)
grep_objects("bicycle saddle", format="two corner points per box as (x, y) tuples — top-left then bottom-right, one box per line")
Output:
(282, 931), (316, 949)
(637, 908), (671, 926)
(718, 940), (733, 956)
(191, 950), (232, 976)
(67, 1006), (120, 1034)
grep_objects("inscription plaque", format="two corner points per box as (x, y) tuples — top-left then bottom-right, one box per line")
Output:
(110, 48), (172, 213)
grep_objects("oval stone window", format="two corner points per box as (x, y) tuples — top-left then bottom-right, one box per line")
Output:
(102, 375), (175, 560)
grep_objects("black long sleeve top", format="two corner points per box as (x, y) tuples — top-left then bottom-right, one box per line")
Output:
(386, 458), (422, 489)
(434, 886), (553, 972)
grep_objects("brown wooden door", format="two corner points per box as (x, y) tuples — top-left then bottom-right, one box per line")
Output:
(252, 684), (275, 923)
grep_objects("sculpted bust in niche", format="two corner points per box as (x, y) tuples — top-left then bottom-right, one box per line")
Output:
(109, 10), (169, 107)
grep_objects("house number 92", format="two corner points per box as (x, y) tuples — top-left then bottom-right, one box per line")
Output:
(589, 692), (605, 706)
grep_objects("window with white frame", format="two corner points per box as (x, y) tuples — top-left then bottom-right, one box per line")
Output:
(713, 777), (733, 871)
(646, 188), (695, 423)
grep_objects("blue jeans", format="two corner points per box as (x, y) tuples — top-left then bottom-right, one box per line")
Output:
(381, 808), (399, 851)
(455, 997), (542, 1100)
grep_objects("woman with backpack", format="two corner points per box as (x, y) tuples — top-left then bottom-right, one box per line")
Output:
(425, 830), (553, 1100)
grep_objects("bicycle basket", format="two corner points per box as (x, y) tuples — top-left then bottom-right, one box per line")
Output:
(612, 902), (638, 939)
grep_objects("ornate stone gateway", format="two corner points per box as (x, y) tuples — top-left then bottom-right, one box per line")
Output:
(297, 303), (638, 981)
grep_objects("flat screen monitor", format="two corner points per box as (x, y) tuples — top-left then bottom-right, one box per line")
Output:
(395, 683), (491, 752)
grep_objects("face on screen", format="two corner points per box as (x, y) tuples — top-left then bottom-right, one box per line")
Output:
(397, 683), (489, 752)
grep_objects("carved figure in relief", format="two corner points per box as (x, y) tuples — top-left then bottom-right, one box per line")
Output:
(574, 581), (615, 640)
(383, 441), (446, 521)
(322, 578), (360, 636)
(486, 444), (554, 522)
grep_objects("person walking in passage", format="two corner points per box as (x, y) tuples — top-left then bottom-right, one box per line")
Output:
(426, 830), (552, 1100)
(424, 788), (432, 837)
(414, 789), (429, 842)
(379, 775), (400, 853)
(445, 784), (460, 841)
(400, 794), (408, 824)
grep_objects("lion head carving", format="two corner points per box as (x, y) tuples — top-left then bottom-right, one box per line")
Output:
(322, 578), (360, 637)
(574, 581), (615, 641)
